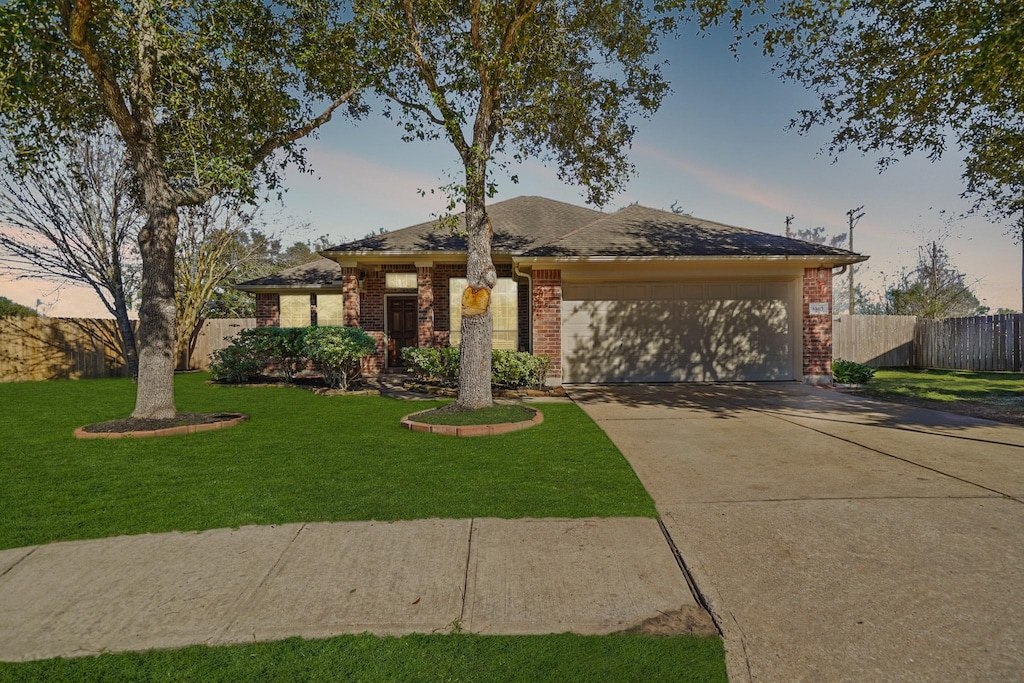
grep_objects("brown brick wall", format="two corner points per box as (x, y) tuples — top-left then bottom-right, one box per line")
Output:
(361, 271), (386, 370)
(417, 266), (434, 346)
(802, 267), (833, 380)
(255, 293), (280, 327)
(341, 267), (359, 326)
(532, 269), (562, 380)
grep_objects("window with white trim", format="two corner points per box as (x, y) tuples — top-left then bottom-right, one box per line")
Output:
(449, 278), (518, 350)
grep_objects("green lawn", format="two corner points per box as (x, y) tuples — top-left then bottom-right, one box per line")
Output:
(0, 633), (727, 683)
(862, 368), (1024, 404)
(0, 373), (656, 550)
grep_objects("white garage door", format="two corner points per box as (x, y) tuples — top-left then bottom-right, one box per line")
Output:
(561, 281), (796, 383)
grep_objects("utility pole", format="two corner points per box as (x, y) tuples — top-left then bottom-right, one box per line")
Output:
(846, 206), (865, 314)
(785, 214), (794, 238)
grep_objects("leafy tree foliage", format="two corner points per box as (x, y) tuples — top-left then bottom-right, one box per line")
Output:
(672, 0), (1024, 313)
(349, 0), (670, 407)
(0, 296), (39, 317)
(176, 199), (329, 368)
(0, 133), (142, 375)
(883, 242), (988, 319)
(0, 0), (360, 418)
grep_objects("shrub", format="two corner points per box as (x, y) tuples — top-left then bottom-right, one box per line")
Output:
(832, 358), (876, 384)
(209, 338), (264, 383)
(402, 346), (461, 385)
(402, 346), (550, 389)
(303, 326), (377, 390)
(491, 349), (550, 389)
(233, 327), (308, 379)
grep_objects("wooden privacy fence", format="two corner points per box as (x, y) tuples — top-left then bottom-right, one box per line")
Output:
(0, 316), (255, 382)
(915, 314), (1023, 372)
(832, 314), (917, 367)
(0, 316), (129, 382)
(189, 318), (256, 370)
(833, 313), (1024, 372)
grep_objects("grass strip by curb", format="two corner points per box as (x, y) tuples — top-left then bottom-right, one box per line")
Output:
(0, 633), (727, 683)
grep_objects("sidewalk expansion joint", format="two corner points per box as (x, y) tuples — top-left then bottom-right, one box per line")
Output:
(0, 546), (37, 579)
(215, 523), (307, 642)
(458, 518), (474, 625)
(656, 518), (721, 637)
(755, 408), (1022, 503)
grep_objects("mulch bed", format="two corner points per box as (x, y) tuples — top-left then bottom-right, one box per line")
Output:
(401, 381), (567, 399)
(76, 412), (248, 438)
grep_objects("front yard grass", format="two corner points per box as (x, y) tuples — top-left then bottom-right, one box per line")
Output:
(857, 368), (1024, 426)
(0, 373), (656, 551)
(0, 633), (727, 683)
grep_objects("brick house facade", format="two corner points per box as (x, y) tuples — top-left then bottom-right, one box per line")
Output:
(238, 197), (865, 384)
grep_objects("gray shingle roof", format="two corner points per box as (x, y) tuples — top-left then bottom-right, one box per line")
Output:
(523, 205), (858, 258)
(236, 257), (342, 290)
(324, 196), (603, 255)
(238, 197), (865, 290)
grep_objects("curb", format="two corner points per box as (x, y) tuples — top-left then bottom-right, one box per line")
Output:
(400, 408), (543, 437)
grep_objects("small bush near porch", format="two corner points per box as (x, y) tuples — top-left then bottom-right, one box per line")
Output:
(0, 373), (655, 550)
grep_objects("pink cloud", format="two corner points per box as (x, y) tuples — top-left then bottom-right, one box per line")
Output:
(634, 143), (837, 226)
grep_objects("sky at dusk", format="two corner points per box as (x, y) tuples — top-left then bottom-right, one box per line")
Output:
(3, 24), (1020, 317)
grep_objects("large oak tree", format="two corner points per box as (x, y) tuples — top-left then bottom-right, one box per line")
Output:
(0, 0), (360, 418)
(350, 0), (670, 408)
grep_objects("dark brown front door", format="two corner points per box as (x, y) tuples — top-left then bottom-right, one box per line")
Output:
(387, 296), (418, 367)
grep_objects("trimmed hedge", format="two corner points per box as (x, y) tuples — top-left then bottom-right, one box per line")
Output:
(210, 326), (375, 389)
(303, 327), (376, 390)
(402, 346), (550, 389)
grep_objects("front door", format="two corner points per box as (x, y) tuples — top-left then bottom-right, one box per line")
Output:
(387, 296), (418, 367)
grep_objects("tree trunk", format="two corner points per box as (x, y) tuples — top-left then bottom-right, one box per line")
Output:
(456, 188), (495, 410)
(133, 201), (179, 419)
(110, 283), (139, 379)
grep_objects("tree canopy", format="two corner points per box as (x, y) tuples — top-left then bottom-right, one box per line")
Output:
(349, 0), (670, 407)
(0, 296), (39, 317)
(883, 241), (988, 319)
(0, 0), (361, 418)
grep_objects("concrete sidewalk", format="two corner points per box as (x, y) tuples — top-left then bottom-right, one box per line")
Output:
(0, 517), (715, 662)
(570, 383), (1024, 683)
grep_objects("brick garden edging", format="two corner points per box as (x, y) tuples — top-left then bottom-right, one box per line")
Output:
(400, 407), (543, 437)
(74, 414), (249, 439)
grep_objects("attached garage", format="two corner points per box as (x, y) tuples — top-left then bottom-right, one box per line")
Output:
(560, 279), (800, 383)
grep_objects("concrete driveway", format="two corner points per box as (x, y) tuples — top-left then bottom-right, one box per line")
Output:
(569, 383), (1024, 683)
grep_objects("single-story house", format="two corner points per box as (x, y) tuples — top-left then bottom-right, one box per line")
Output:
(236, 196), (867, 384)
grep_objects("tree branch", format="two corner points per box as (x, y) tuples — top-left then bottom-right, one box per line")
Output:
(59, 0), (142, 143)
(400, 0), (471, 159)
(173, 88), (358, 207)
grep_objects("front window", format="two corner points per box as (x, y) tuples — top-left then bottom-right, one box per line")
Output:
(316, 294), (344, 326)
(280, 294), (312, 327)
(449, 278), (517, 350)
(279, 293), (344, 327)
(385, 272), (417, 289)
